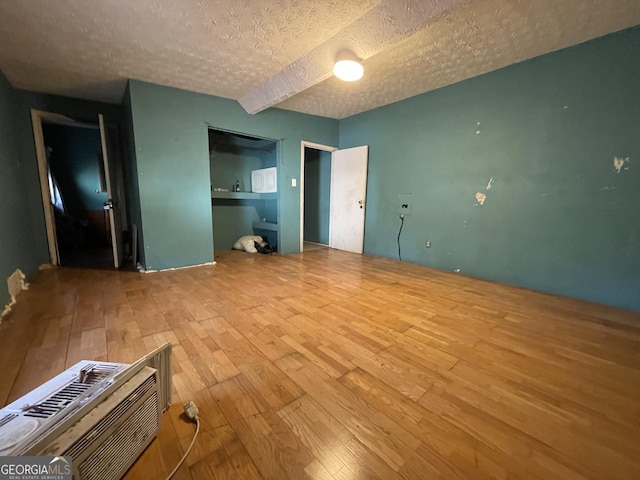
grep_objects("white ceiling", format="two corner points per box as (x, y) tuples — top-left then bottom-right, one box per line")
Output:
(0, 0), (638, 119)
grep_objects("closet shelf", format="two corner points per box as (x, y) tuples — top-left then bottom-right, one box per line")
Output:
(212, 191), (259, 200)
(212, 191), (277, 200)
(252, 221), (278, 231)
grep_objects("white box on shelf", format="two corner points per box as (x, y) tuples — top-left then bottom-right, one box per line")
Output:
(251, 167), (277, 193)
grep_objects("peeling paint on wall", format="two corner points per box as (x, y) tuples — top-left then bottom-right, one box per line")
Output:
(613, 156), (629, 173)
(474, 177), (494, 205)
(1, 269), (29, 324)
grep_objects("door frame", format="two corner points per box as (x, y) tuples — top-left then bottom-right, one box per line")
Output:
(31, 109), (116, 266)
(299, 141), (337, 252)
(32, 110), (95, 265)
(98, 114), (125, 269)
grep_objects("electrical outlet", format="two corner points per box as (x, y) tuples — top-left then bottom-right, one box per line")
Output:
(426, 241), (431, 248)
(398, 193), (412, 216)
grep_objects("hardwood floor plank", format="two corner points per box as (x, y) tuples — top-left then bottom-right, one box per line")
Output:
(190, 446), (263, 480)
(277, 352), (421, 471)
(0, 250), (638, 480)
(244, 326), (298, 362)
(237, 360), (305, 410)
(303, 459), (334, 480)
(278, 395), (403, 480)
(8, 345), (67, 401)
(210, 375), (271, 422)
(233, 409), (316, 480)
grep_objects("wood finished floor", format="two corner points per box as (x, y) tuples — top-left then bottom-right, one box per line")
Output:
(1, 249), (640, 479)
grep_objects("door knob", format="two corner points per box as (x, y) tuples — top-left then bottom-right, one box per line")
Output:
(103, 199), (114, 210)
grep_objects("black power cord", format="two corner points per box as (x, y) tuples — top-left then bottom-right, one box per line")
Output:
(397, 214), (405, 262)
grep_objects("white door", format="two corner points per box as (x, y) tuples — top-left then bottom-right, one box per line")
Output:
(329, 145), (369, 253)
(98, 114), (124, 268)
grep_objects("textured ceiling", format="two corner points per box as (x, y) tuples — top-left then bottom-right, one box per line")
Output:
(0, 0), (638, 119)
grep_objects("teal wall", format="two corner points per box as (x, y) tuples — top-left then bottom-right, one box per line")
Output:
(212, 200), (261, 250)
(304, 148), (331, 245)
(14, 90), (123, 268)
(123, 84), (145, 266)
(211, 146), (263, 192)
(0, 71), (42, 309)
(127, 79), (338, 270)
(42, 124), (107, 213)
(339, 27), (640, 311)
(4, 28), (634, 311)
(210, 141), (276, 193)
(0, 73), (123, 296)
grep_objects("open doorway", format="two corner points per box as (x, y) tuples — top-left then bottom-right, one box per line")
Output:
(302, 146), (333, 252)
(300, 141), (369, 254)
(42, 122), (113, 268)
(32, 110), (127, 270)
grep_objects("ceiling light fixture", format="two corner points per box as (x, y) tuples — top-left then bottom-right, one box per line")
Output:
(333, 49), (364, 82)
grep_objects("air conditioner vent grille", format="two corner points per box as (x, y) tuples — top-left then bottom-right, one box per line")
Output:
(23, 364), (120, 419)
(0, 414), (17, 428)
(77, 393), (159, 480)
(64, 375), (157, 459)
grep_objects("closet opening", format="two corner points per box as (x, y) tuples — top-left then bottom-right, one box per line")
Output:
(208, 128), (279, 261)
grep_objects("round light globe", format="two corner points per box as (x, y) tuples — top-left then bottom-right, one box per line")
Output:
(333, 59), (364, 81)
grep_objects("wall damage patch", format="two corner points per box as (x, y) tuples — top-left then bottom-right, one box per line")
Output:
(613, 156), (629, 173)
(1, 269), (30, 323)
(486, 177), (494, 190)
(474, 176), (495, 205)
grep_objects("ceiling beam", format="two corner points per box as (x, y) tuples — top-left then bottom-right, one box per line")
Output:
(238, 0), (466, 115)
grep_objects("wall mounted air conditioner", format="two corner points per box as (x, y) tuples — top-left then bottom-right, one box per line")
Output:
(251, 166), (277, 193)
(0, 343), (172, 480)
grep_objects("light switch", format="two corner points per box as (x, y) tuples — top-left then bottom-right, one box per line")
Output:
(291, 178), (297, 187)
